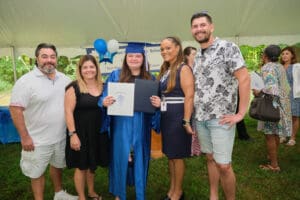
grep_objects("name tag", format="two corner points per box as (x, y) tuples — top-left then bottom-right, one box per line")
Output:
(161, 101), (167, 112)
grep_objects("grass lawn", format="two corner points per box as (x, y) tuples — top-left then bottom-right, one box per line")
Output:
(1, 116), (300, 199)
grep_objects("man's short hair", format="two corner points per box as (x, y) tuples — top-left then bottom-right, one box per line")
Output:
(35, 43), (57, 57)
(190, 12), (213, 25)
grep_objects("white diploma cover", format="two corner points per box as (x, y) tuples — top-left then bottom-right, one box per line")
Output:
(250, 71), (265, 90)
(107, 82), (135, 116)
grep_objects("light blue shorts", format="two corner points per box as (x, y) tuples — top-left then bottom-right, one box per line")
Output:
(195, 119), (235, 164)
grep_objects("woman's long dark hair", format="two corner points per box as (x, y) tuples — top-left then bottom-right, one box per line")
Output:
(158, 36), (183, 93)
(183, 46), (196, 64)
(119, 53), (151, 82)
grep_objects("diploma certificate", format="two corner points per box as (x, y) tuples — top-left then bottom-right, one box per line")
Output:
(107, 82), (135, 116)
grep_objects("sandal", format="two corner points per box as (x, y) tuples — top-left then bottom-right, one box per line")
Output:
(286, 139), (296, 146)
(88, 195), (102, 200)
(259, 164), (281, 172)
(162, 195), (171, 200)
(279, 137), (287, 144)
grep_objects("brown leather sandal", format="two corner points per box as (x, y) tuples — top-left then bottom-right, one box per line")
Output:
(259, 164), (281, 172)
(88, 195), (102, 200)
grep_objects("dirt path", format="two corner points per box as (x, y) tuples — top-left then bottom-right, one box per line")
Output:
(0, 92), (10, 106)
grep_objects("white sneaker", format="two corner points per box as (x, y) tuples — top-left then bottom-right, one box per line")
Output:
(54, 190), (78, 200)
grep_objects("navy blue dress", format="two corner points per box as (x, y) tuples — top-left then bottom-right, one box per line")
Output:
(160, 65), (191, 159)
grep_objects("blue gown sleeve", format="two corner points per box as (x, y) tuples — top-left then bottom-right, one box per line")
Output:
(151, 110), (160, 133)
(99, 95), (110, 133)
(149, 74), (161, 133)
(98, 74), (112, 108)
(98, 69), (121, 133)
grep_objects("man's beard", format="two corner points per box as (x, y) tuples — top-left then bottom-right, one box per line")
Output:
(38, 63), (56, 74)
(197, 37), (210, 44)
(194, 31), (211, 44)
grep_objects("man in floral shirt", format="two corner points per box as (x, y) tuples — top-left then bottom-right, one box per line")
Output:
(190, 12), (250, 200)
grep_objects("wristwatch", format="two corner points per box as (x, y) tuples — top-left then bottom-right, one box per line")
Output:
(182, 119), (191, 127)
(68, 130), (77, 137)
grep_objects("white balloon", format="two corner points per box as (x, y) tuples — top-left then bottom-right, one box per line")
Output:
(107, 39), (119, 53)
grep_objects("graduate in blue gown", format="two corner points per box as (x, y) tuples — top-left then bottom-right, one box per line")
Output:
(98, 43), (160, 200)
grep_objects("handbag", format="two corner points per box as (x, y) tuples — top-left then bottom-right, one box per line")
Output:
(249, 92), (280, 122)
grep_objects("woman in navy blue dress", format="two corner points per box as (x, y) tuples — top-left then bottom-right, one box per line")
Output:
(151, 37), (194, 200)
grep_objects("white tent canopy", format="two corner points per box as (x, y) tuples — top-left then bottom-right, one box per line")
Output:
(1, 0), (300, 57)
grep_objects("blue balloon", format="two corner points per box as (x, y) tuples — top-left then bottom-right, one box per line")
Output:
(94, 39), (107, 54)
(100, 51), (117, 64)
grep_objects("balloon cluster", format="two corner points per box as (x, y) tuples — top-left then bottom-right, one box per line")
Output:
(93, 39), (119, 63)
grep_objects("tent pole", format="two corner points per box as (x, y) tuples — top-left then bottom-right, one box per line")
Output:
(10, 46), (17, 82)
(235, 35), (240, 46)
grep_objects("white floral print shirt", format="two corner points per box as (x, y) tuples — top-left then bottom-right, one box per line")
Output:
(193, 37), (246, 121)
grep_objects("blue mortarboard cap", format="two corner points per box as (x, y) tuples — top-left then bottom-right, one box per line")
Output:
(125, 42), (147, 54)
(124, 42), (159, 54)
(121, 42), (160, 71)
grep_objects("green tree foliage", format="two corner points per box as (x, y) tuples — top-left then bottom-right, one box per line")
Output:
(57, 56), (70, 74)
(240, 45), (265, 72)
(0, 43), (296, 91)
(0, 56), (32, 83)
(63, 55), (81, 80)
(0, 55), (34, 91)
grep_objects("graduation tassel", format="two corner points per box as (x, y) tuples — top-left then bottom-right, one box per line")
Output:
(144, 43), (149, 71)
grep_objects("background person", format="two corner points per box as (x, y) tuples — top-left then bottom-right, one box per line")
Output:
(253, 45), (292, 171)
(183, 46), (201, 156)
(191, 12), (250, 200)
(151, 36), (194, 200)
(99, 43), (159, 200)
(280, 46), (300, 146)
(236, 93), (251, 141)
(252, 60), (266, 133)
(9, 43), (77, 200)
(183, 46), (197, 67)
(65, 55), (109, 200)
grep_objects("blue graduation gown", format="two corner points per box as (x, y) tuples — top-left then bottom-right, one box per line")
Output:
(98, 69), (160, 200)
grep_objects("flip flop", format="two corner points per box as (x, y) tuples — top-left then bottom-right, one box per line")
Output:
(259, 164), (281, 172)
(88, 195), (102, 200)
(286, 139), (296, 146)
